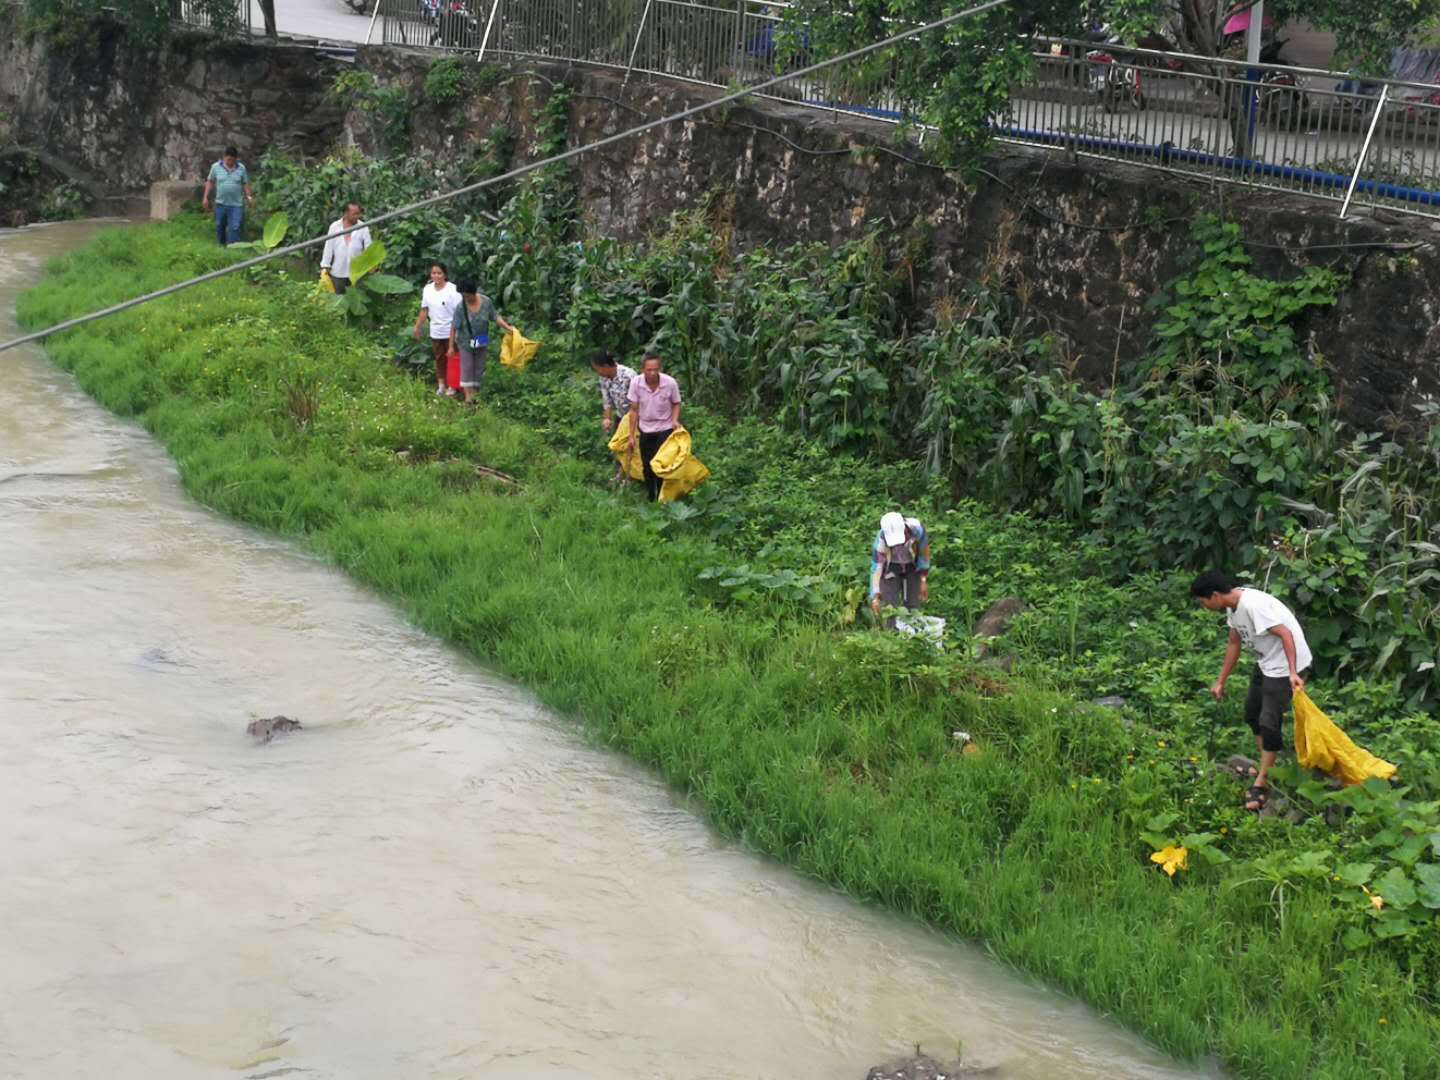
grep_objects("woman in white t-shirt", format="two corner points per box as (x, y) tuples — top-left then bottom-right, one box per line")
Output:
(411, 262), (462, 396)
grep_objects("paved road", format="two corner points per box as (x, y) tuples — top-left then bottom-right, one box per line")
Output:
(251, 0), (375, 43)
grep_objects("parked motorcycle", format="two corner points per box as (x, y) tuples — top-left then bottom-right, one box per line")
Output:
(1085, 25), (1145, 113)
(1256, 38), (1308, 131)
(421, 0), (481, 50)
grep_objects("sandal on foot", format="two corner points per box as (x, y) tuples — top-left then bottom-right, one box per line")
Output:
(1244, 785), (1269, 812)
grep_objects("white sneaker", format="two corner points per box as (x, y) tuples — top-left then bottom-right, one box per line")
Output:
(435, 386), (446, 395)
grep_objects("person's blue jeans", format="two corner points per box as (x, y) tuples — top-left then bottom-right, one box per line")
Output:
(213, 204), (244, 246)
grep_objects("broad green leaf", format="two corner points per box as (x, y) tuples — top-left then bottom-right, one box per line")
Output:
(261, 212), (289, 252)
(1374, 867), (1418, 910)
(1190, 844), (1231, 866)
(1287, 850), (1331, 879)
(1414, 863), (1440, 910)
(363, 272), (414, 296)
(347, 238), (387, 284)
(1341, 925), (1370, 950)
(1336, 862), (1375, 888)
(1390, 834), (1429, 866)
(339, 288), (369, 317)
(1371, 912), (1416, 939)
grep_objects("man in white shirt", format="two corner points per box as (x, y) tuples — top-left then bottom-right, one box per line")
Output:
(1191, 571), (1313, 812)
(319, 202), (372, 294)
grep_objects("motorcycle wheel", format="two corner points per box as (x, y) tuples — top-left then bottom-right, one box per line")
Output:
(1101, 77), (1121, 114)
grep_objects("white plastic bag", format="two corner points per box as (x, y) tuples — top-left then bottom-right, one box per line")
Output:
(894, 613), (946, 648)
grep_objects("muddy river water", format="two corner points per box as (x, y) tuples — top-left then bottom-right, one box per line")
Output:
(0, 223), (1216, 1079)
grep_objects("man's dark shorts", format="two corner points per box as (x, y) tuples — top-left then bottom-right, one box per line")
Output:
(1243, 666), (1306, 752)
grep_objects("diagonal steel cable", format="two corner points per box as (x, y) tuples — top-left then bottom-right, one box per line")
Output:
(0, 0), (1012, 353)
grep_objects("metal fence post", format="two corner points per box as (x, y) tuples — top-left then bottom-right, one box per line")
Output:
(477, 0), (502, 62)
(734, 0), (746, 77)
(1341, 85), (1389, 219)
(365, 0), (383, 46)
(624, 0), (656, 86)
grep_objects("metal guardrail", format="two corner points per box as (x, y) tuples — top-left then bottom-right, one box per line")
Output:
(170, 0), (251, 35)
(372, 1), (1440, 219)
(1008, 39), (1440, 217)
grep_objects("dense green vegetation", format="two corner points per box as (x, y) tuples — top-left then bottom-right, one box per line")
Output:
(18, 186), (1440, 1073)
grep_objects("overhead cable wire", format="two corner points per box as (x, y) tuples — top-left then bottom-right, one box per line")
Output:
(0, 0), (1014, 354)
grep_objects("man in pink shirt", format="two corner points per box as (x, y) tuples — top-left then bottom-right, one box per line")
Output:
(626, 353), (682, 501)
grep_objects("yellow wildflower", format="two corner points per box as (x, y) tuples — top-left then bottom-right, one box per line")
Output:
(1150, 845), (1188, 877)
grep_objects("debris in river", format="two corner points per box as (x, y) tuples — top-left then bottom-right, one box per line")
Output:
(246, 716), (302, 743)
(865, 1049), (1000, 1078)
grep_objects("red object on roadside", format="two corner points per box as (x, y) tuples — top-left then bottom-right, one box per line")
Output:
(446, 348), (461, 390)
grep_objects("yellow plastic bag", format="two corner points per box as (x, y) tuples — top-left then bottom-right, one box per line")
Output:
(607, 411), (644, 481)
(318, 270), (336, 294)
(1293, 689), (1397, 787)
(651, 427), (709, 502)
(649, 427), (693, 477)
(499, 327), (540, 370)
(659, 456), (710, 502)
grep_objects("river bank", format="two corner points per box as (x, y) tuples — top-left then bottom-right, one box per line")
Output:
(0, 221), (1220, 1078)
(16, 217), (1440, 1078)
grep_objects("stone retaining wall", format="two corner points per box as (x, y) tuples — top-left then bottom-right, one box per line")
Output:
(0, 10), (347, 191)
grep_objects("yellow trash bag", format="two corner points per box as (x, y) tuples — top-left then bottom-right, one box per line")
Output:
(318, 270), (336, 294)
(649, 427), (693, 476)
(607, 411), (645, 481)
(659, 457), (710, 503)
(650, 427), (710, 503)
(1293, 689), (1397, 787)
(499, 327), (540, 370)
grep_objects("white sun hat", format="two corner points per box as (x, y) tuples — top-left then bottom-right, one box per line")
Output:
(880, 511), (907, 547)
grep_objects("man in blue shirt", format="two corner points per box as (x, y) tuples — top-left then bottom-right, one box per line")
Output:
(202, 146), (254, 247)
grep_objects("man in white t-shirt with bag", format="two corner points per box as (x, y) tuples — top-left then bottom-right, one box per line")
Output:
(319, 202), (372, 294)
(1191, 571), (1313, 812)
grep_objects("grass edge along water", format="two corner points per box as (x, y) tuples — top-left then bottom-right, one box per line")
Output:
(15, 218), (1439, 1079)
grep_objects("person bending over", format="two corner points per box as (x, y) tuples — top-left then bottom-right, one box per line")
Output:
(1190, 570), (1312, 812)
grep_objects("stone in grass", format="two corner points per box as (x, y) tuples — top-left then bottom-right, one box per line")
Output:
(971, 597), (1024, 660)
(1090, 695), (1128, 709)
(247, 716), (303, 743)
(1218, 754), (1259, 781)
